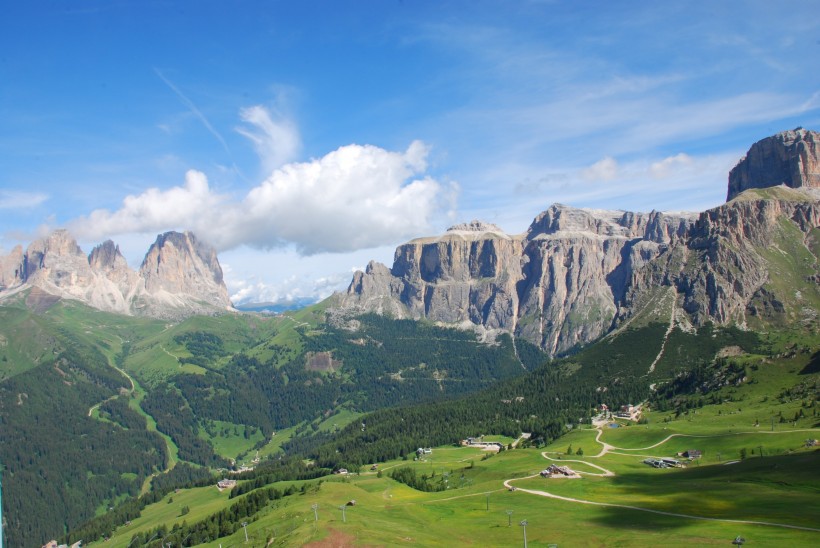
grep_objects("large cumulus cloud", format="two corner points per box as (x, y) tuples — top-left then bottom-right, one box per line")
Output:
(69, 140), (454, 255)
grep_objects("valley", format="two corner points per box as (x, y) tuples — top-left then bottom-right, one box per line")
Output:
(83, 371), (820, 547)
(41, 301), (818, 548)
(0, 129), (818, 546)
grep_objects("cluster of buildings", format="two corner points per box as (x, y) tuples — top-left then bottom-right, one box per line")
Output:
(461, 437), (505, 450)
(644, 452), (701, 469)
(42, 542), (82, 548)
(217, 478), (237, 490)
(599, 403), (643, 421)
(540, 464), (579, 478)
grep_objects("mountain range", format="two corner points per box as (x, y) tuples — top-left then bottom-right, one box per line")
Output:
(337, 128), (820, 354)
(0, 229), (232, 319)
(0, 128), (818, 547)
(2, 128), (818, 355)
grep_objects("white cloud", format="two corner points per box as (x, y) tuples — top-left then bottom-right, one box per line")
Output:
(232, 140), (449, 254)
(649, 153), (693, 179)
(581, 157), (618, 182)
(0, 190), (48, 209)
(69, 140), (452, 256)
(69, 170), (225, 238)
(220, 244), (396, 305)
(236, 105), (301, 173)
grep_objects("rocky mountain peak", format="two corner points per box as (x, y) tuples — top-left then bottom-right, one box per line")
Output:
(727, 127), (820, 201)
(526, 204), (693, 244)
(22, 230), (92, 292)
(88, 240), (126, 271)
(139, 231), (229, 312)
(0, 230), (232, 318)
(338, 129), (820, 356)
(0, 245), (24, 290)
(446, 220), (504, 233)
(29, 229), (84, 256)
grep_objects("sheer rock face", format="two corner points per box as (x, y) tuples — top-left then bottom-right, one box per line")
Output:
(340, 195), (819, 355)
(138, 231), (230, 317)
(670, 194), (819, 326)
(339, 130), (820, 355)
(0, 230), (232, 318)
(727, 128), (820, 201)
(0, 245), (25, 290)
(338, 207), (699, 355)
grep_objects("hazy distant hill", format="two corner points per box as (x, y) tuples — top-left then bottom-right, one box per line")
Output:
(234, 297), (318, 314)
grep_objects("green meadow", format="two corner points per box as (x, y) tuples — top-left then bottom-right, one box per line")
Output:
(83, 323), (819, 547)
(91, 409), (818, 547)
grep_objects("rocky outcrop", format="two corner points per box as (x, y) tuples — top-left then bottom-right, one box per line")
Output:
(338, 208), (698, 355)
(672, 194), (820, 326)
(0, 230), (233, 318)
(338, 130), (820, 355)
(137, 231), (230, 316)
(727, 128), (820, 201)
(0, 245), (24, 290)
(340, 192), (819, 355)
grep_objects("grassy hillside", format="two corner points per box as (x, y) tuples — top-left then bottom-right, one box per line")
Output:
(89, 408), (818, 547)
(3, 287), (817, 547)
(1, 299), (543, 545)
(77, 319), (818, 547)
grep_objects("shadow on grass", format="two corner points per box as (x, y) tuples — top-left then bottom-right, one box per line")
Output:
(799, 350), (820, 375)
(588, 451), (820, 531)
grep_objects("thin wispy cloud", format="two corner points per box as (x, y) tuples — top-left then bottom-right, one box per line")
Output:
(0, 190), (48, 209)
(236, 105), (301, 173)
(153, 68), (232, 157)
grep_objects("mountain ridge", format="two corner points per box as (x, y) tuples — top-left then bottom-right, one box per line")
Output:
(0, 230), (233, 318)
(335, 129), (820, 355)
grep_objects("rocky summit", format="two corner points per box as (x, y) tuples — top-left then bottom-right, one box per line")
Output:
(727, 127), (820, 201)
(0, 230), (232, 318)
(337, 130), (820, 355)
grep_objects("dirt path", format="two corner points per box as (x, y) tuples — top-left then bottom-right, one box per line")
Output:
(614, 429), (820, 452)
(502, 476), (820, 533)
(87, 360), (136, 417)
(159, 344), (177, 361)
(500, 425), (820, 533)
(539, 452), (615, 476)
(593, 427), (616, 457)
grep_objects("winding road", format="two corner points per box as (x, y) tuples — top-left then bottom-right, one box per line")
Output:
(87, 361), (137, 417)
(503, 425), (820, 533)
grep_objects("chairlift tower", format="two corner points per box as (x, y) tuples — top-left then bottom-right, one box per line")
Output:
(519, 519), (528, 548)
(338, 505), (347, 523)
(506, 509), (514, 527)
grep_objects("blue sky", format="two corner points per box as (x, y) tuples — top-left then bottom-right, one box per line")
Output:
(2, 1), (819, 305)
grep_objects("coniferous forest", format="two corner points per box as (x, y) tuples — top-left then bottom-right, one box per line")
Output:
(0, 304), (783, 546)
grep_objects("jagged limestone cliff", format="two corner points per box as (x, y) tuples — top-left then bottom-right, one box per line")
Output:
(0, 230), (232, 318)
(727, 128), (820, 201)
(338, 208), (699, 355)
(338, 130), (820, 355)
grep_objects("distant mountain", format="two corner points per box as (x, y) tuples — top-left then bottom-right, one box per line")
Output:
(0, 230), (233, 318)
(234, 297), (318, 314)
(336, 129), (820, 355)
